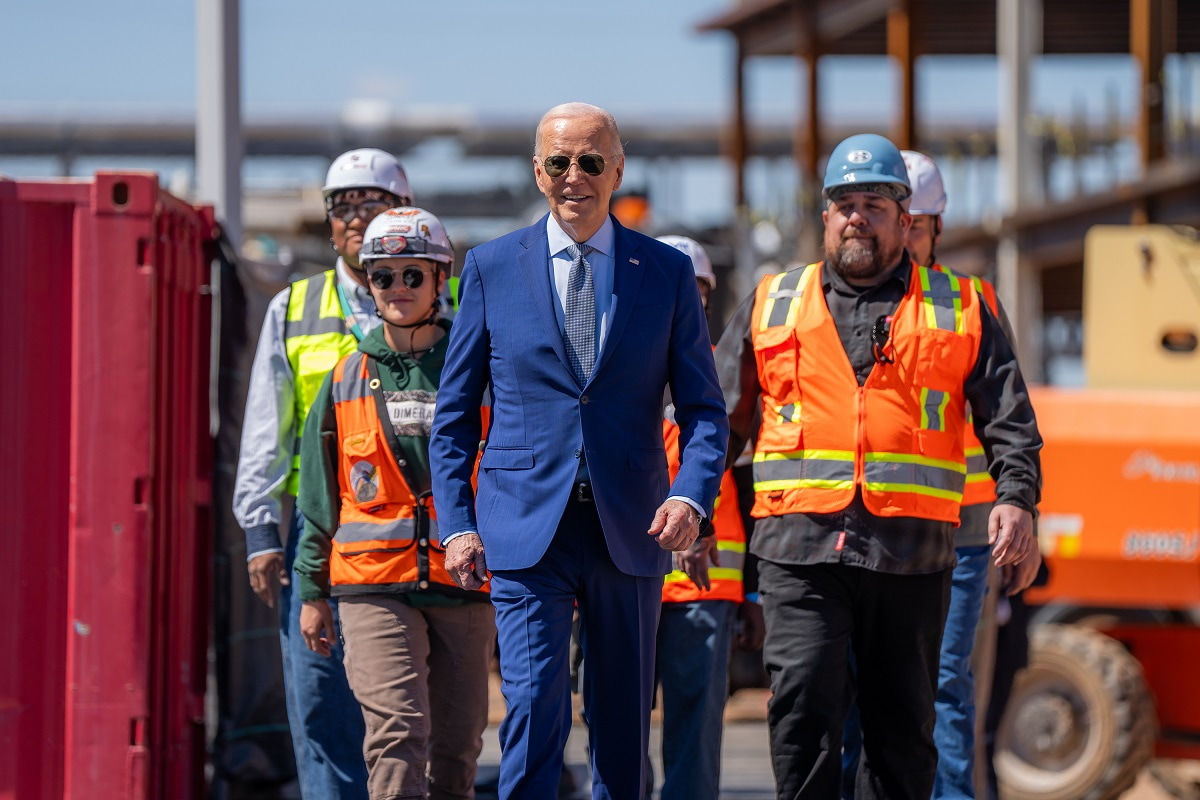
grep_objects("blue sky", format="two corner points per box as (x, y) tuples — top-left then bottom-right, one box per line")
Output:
(5, 0), (1185, 228)
(3, 1), (1150, 122)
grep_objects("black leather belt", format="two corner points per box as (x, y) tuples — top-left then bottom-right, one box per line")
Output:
(573, 481), (594, 503)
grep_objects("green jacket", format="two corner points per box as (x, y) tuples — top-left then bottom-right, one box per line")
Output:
(295, 320), (459, 604)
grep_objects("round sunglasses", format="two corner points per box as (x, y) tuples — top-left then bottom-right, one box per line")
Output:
(541, 153), (607, 178)
(368, 265), (435, 291)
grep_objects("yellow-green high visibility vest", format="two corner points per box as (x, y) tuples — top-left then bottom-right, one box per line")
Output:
(283, 269), (358, 495)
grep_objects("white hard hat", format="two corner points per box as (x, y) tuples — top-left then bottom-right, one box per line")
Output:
(322, 148), (413, 207)
(657, 235), (716, 289)
(901, 150), (947, 216)
(360, 207), (454, 265)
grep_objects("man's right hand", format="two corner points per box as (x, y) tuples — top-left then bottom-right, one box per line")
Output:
(248, 552), (288, 608)
(445, 533), (489, 590)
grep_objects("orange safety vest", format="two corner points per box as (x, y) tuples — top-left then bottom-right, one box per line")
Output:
(661, 419), (746, 603)
(932, 264), (999, 508)
(749, 262), (983, 524)
(329, 349), (488, 594)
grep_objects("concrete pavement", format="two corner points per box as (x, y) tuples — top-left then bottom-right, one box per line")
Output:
(476, 685), (1176, 799)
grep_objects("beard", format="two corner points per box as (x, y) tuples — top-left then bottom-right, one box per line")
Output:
(826, 235), (903, 286)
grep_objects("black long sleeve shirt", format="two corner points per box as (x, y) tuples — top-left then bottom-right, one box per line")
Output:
(714, 255), (1042, 574)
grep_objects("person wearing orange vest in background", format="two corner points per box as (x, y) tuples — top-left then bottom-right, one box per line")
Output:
(838, 151), (1043, 800)
(906, 151), (1042, 800)
(714, 133), (1043, 800)
(651, 235), (766, 800)
(294, 207), (495, 800)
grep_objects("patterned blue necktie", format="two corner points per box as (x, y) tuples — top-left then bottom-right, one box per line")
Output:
(563, 243), (596, 384)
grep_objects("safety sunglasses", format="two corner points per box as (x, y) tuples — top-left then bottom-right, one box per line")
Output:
(368, 266), (434, 291)
(329, 200), (392, 225)
(541, 153), (607, 178)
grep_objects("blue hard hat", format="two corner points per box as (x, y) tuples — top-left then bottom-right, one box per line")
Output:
(822, 134), (912, 206)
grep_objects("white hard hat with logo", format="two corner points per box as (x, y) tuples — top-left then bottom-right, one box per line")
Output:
(657, 235), (716, 290)
(901, 150), (947, 216)
(322, 148), (413, 207)
(360, 207), (454, 265)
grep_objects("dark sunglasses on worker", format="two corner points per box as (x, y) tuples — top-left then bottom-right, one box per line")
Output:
(368, 266), (433, 291)
(542, 153), (607, 178)
(329, 200), (392, 224)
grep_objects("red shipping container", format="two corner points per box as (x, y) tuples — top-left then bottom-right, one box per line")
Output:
(0, 173), (216, 799)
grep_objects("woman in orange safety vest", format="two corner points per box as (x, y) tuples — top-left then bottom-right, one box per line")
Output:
(294, 207), (493, 800)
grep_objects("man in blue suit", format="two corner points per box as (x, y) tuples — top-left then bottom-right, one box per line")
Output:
(430, 102), (729, 800)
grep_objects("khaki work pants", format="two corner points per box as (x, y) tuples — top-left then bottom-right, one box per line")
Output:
(339, 595), (495, 800)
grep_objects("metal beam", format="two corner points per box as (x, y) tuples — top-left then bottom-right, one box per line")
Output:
(996, 0), (1044, 378)
(0, 115), (1129, 162)
(732, 38), (749, 209)
(196, 0), (243, 248)
(1131, 0), (1171, 173)
(888, 0), (917, 150)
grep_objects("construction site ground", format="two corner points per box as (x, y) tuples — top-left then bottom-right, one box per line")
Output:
(479, 675), (1174, 800)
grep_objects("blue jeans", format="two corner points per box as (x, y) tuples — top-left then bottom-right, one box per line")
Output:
(654, 600), (737, 800)
(932, 544), (991, 800)
(279, 512), (369, 799)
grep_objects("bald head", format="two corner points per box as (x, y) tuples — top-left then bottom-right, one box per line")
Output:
(533, 103), (624, 158)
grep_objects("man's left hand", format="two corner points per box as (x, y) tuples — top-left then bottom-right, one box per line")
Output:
(648, 499), (701, 552)
(675, 536), (719, 590)
(989, 503), (1035, 568)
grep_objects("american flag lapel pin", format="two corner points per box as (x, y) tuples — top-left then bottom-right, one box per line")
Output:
(629, 258), (640, 265)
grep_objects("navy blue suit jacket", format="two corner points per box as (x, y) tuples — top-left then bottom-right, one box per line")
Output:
(430, 215), (728, 577)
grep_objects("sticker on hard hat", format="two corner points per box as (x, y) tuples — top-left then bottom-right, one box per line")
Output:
(847, 150), (872, 164)
(381, 235), (407, 254)
(842, 173), (858, 183)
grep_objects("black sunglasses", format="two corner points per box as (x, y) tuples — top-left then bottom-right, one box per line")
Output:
(368, 266), (435, 291)
(542, 153), (606, 178)
(329, 200), (392, 225)
(871, 315), (895, 364)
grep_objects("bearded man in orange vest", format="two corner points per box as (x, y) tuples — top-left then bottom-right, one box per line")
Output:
(714, 134), (1043, 800)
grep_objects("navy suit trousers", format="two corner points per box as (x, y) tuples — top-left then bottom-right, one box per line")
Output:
(489, 496), (662, 800)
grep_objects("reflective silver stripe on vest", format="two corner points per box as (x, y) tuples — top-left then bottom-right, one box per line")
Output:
(863, 453), (966, 500)
(965, 448), (989, 481)
(921, 388), (949, 432)
(776, 403), (800, 424)
(713, 548), (745, 573)
(752, 450), (856, 490)
(334, 517), (440, 544)
(763, 268), (808, 329)
(332, 351), (372, 403)
(919, 266), (963, 333)
(289, 272), (346, 337)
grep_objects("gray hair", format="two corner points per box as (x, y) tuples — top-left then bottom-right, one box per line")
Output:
(533, 102), (625, 158)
